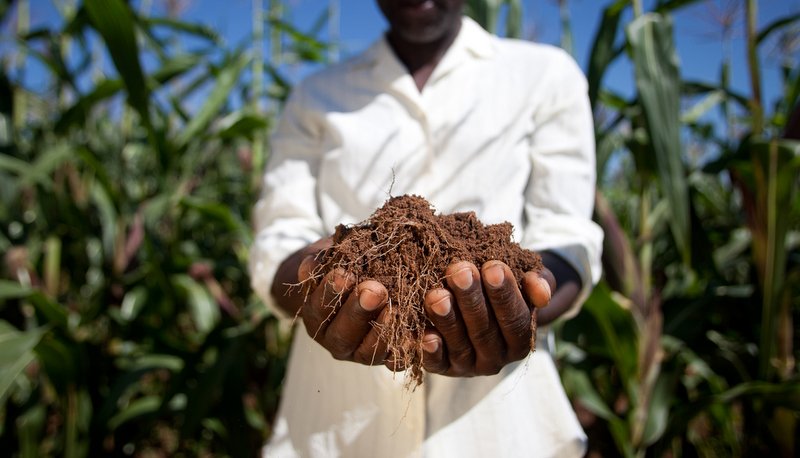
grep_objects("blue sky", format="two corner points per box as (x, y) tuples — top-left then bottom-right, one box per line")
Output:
(16, 0), (800, 113)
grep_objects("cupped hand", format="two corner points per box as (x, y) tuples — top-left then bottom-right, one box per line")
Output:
(297, 253), (391, 365)
(419, 260), (555, 377)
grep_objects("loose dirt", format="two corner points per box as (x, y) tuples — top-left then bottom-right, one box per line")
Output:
(306, 194), (542, 386)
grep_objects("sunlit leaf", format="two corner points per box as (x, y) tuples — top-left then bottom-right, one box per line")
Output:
(108, 395), (161, 430)
(174, 53), (250, 150)
(216, 111), (269, 140)
(681, 90), (726, 124)
(0, 322), (45, 407)
(84, 0), (149, 124)
(561, 366), (617, 420)
(582, 283), (639, 388)
(627, 13), (691, 264)
(756, 13), (800, 45)
(587, 0), (627, 108)
(172, 274), (219, 336)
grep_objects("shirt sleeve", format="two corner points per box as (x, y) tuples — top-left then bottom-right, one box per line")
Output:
(521, 50), (604, 320)
(249, 84), (327, 320)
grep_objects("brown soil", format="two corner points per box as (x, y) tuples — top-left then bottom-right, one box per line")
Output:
(307, 194), (542, 386)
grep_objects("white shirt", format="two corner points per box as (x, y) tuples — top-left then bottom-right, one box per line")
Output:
(250, 17), (603, 458)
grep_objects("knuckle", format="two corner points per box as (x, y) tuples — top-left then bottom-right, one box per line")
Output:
(447, 345), (475, 367)
(476, 360), (503, 376)
(354, 344), (384, 366)
(457, 287), (485, 312)
(503, 316), (532, 341)
(325, 336), (354, 361)
(489, 284), (520, 309)
(472, 325), (501, 347)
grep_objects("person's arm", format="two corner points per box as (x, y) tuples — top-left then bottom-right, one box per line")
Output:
(249, 83), (327, 320)
(538, 250), (582, 326)
(520, 49), (603, 320)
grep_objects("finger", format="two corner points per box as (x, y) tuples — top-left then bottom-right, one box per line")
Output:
(424, 288), (473, 375)
(297, 255), (320, 283)
(523, 270), (552, 309)
(302, 268), (355, 342)
(420, 329), (449, 375)
(353, 307), (391, 365)
(384, 348), (410, 373)
(446, 262), (504, 375)
(323, 280), (387, 361)
(481, 261), (532, 361)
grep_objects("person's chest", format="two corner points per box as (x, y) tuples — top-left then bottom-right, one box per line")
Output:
(315, 61), (543, 226)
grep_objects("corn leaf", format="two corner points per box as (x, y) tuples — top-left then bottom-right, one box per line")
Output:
(627, 13), (691, 264)
(174, 52), (250, 150)
(582, 284), (639, 390)
(587, 0), (627, 108)
(84, 0), (149, 126)
(748, 138), (800, 378)
(756, 13), (800, 45)
(0, 322), (45, 407)
(172, 275), (219, 336)
(108, 395), (161, 430)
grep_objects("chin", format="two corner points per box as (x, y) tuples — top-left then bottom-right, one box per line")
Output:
(379, 0), (463, 45)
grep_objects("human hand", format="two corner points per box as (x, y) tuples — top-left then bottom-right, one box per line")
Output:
(417, 260), (555, 377)
(296, 250), (391, 365)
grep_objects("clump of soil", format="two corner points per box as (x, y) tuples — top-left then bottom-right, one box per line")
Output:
(307, 194), (542, 386)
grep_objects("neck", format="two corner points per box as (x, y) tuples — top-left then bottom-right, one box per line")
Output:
(386, 21), (461, 90)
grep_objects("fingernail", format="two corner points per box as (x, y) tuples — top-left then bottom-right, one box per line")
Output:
(358, 287), (383, 311)
(431, 296), (451, 316)
(534, 276), (552, 308)
(452, 267), (473, 290)
(484, 263), (504, 288)
(298, 255), (316, 281)
(422, 337), (439, 353)
(331, 270), (353, 294)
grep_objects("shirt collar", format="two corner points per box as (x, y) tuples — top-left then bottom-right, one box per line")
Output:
(358, 16), (496, 78)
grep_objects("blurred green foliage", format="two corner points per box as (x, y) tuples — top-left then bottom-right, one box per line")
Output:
(0, 0), (798, 457)
(0, 0), (327, 455)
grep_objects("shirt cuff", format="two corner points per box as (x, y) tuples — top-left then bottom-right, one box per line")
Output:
(249, 233), (314, 321)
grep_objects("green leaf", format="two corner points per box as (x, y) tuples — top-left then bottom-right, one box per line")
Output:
(642, 369), (676, 446)
(561, 367), (617, 421)
(17, 404), (47, 458)
(627, 13), (691, 264)
(55, 79), (123, 133)
(34, 336), (79, 393)
(756, 13), (800, 45)
(108, 395), (161, 430)
(0, 322), (46, 407)
(682, 80), (749, 108)
(746, 139), (800, 379)
(141, 17), (221, 44)
(582, 284), (639, 389)
(174, 52), (250, 150)
(216, 111), (269, 140)
(119, 286), (147, 322)
(0, 144), (73, 190)
(587, 0), (627, 108)
(0, 282), (68, 328)
(84, 0), (149, 126)
(504, 0), (523, 39)
(0, 280), (33, 300)
(681, 90), (725, 124)
(172, 275), (219, 336)
(180, 196), (253, 245)
(654, 0), (705, 13)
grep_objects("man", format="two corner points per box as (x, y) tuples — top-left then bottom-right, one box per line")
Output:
(250, 0), (603, 456)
